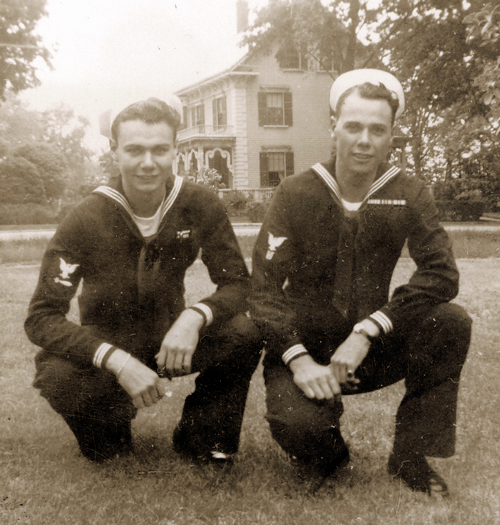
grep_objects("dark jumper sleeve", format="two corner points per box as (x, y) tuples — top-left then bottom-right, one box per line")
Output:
(249, 185), (304, 358)
(378, 184), (459, 332)
(196, 190), (252, 323)
(24, 207), (112, 368)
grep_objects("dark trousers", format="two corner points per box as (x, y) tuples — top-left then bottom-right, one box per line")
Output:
(33, 313), (262, 460)
(264, 303), (471, 473)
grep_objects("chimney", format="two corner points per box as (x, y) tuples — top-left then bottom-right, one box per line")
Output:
(236, 0), (249, 33)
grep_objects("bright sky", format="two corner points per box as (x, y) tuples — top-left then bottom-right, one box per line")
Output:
(20, 0), (267, 153)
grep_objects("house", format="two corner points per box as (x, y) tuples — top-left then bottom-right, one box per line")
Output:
(174, 42), (335, 200)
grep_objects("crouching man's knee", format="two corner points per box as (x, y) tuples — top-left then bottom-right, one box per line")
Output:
(426, 303), (472, 354)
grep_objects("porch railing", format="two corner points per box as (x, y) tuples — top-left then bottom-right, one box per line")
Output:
(178, 125), (235, 142)
(218, 188), (276, 202)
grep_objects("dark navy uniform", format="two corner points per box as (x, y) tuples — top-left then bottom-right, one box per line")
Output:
(26, 175), (261, 460)
(250, 160), (471, 474)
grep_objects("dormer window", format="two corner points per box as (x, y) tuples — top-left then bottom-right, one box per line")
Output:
(276, 45), (308, 70)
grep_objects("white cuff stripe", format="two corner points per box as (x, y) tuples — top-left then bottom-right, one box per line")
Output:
(282, 344), (309, 365)
(370, 311), (393, 333)
(93, 343), (114, 368)
(192, 302), (213, 326)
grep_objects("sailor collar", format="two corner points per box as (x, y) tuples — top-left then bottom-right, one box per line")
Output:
(92, 175), (184, 223)
(311, 162), (401, 206)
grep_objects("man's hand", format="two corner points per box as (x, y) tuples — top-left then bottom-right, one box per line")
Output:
(106, 349), (165, 409)
(330, 332), (371, 385)
(331, 320), (380, 383)
(289, 354), (341, 400)
(155, 308), (205, 377)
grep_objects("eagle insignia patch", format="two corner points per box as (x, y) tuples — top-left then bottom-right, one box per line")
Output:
(266, 232), (287, 260)
(54, 258), (79, 287)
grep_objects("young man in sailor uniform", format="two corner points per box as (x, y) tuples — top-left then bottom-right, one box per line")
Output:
(25, 96), (261, 465)
(250, 70), (471, 496)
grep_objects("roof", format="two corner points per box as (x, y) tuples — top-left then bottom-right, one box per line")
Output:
(174, 51), (259, 97)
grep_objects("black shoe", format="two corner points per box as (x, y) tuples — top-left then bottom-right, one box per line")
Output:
(172, 426), (234, 470)
(292, 447), (350, 494)
(388, 453), (449, 497)
(80, 440), (134, 462)
(66, 416), (133, 462)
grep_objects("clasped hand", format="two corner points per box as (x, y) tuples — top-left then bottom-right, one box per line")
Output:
(155, 308), (205, 377)
(109, 309), (204, 409)
(291, 332), (371, 400)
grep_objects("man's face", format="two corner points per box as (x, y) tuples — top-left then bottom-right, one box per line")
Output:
(112, 119), (176, 202)
(332, 92), (393, 179)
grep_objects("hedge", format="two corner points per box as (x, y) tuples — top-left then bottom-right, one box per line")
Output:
(435, 200), (485, 222)
(0, 204), (57, 225)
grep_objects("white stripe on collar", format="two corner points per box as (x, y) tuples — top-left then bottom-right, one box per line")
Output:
(160, 175), (183, 223)
(311, 163), (400, 204)
(93, 175), (184, 222)
(311, 163), (342, 201)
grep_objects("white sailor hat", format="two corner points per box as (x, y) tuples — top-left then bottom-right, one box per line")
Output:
(330, 69), (405, 119)
(99, 94), (183, 140)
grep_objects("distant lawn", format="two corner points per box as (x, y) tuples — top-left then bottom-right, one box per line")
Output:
(0, 227), (499, 265)
(1, 259), (499, 524)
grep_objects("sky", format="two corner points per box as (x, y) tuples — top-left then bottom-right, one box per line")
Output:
(20, 0), (267, 153)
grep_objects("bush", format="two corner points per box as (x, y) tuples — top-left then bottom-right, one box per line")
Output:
(435, 200), (485, 221)
(0, 204), (57, 225)
(433, 178), (500, 213)
(221, 191), (253, 217)
(247, 200), (272, 223)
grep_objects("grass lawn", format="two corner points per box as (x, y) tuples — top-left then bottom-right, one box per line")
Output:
(1, 258), (500, 525)
(0, 227), (499, 265)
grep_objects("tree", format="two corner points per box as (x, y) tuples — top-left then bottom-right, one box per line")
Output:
(41, 105), (102, 201)
(464, 2), (500, 110)
(0, 90), (44, 146)
(14, 142), (67, 200)
(99, 149), (120, 178)
(0, 94), (105, 207)
(0, 156), (45, 204)
(0, 0), (52, 97)
(242, 0), (374, 74)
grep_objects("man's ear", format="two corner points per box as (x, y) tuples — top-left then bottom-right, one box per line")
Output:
(330, 116), (337, 139)
(110, 139), (117, 155)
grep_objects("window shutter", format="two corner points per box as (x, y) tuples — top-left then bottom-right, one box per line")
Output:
(182, 107), (188, 129)
(284, 92), (293, 126)
(199, 103), (205, 125)
(260, 152), (269, 187)
(212, 99), (217, 127)
(221, 95), (227, 125)
(258, 92), (267, 126)
(285, 152), (294, 178)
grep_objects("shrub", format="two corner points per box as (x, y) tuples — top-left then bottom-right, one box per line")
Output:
(433, 177), (500, 213)
(435, 200), (485, 221)
(221, 190), (253, 217)
(0, 204), (57, 225)
(247, 200), (272, 223)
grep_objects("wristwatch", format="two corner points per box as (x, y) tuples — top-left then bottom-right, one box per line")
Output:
(353, 322), (377, 342)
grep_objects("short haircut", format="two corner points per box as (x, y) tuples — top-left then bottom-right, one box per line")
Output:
(111, 97), (181, 144)
(335, 82), (399, 126)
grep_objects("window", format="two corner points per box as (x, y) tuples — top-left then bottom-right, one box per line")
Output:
(318, 55), (335, 72)
(190, 104), (205, 128)
(212, 96), (227, 129)
(276, 45), (308, 70)
(258, 91), (293, 127)
(180, 106), (188, 130)
(259, 151), (294, 187)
